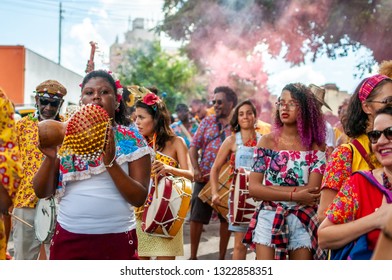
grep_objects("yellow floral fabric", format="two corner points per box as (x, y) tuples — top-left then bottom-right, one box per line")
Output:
(136, 152), (185, 257)
(255, 119), (271, 135)
(14, 116), (43, 208)
(0, 88), (23, 260)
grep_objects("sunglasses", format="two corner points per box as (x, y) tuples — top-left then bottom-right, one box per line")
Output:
(39, 98), (61, 107)
(367, 126), (392, 144)
(212, 100), (223, 105)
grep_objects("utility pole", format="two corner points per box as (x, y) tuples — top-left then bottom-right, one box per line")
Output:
(58, 2), (64, 65)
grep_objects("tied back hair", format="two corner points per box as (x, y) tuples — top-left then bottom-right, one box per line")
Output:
(81, 70), (130, 126)
(135, 88), (175, 151)
(274, 83), (326, 149)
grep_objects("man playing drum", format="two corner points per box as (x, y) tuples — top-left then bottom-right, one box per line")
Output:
(189, 86), (237, 260)
(12, 80), (66, 260)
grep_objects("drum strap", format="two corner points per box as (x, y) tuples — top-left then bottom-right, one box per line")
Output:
(201, 122), (229, 160)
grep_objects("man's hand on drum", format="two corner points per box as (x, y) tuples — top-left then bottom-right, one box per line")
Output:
(152, 160), (172, 177)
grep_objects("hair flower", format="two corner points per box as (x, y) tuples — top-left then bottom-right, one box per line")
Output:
(115, 80), (122, 89)
(142, 93), (160, 106)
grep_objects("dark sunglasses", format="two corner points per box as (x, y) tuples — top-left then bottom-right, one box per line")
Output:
(39, 98), (61, 107)
(212, 100), (223, 105)
(367, 126), (392, 144)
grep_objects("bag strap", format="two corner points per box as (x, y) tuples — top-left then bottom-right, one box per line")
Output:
(350, 139), (376, 169)
(201, 122), (229, 159)
(355, 170), (392, 203)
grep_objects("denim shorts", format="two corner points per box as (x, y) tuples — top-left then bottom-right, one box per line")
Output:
(252, 210), (312, 251)
(229, 223), (248, 233)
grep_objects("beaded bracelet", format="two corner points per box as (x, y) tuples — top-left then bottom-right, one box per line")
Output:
(383, 227), (392, 241)
(104, 155), (116, 168)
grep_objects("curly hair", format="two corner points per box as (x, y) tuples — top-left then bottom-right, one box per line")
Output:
(230, 99), (257, 132)
(135, 90), (175, 151)
(274, 83), (326, 149)
(344, 78), (392, 138)
(81, 70), (130, 126)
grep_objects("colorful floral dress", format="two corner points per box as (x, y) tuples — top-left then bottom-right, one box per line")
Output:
(321, 134), (380, 193)
(0, 88), (23, 260)
(244, 147), (327, 260)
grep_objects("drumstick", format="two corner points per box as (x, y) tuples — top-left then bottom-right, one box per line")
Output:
(8, 212), (34, 228)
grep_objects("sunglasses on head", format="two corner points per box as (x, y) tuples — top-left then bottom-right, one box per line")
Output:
(212, 100), (223, 105)
(367, 126), (392, 144)
(39, 98), (61, 107)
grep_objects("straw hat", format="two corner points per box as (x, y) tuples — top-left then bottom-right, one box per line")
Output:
(309, 83), (332, 111)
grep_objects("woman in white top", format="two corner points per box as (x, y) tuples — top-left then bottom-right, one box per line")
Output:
(33, 70), (151, 260)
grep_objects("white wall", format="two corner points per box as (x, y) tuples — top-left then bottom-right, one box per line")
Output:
(24, 49), (83, 113)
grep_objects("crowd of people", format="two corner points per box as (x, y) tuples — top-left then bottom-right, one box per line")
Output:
(2, 61), (392, 260)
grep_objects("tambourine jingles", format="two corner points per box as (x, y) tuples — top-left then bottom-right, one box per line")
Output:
(38, 104), (111, 161)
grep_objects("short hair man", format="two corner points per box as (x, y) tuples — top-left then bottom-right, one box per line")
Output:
(188, 86), (238, 260)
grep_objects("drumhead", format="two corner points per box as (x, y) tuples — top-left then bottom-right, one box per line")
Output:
(34, 198), (57, 243)
(143, 177), (171, 233)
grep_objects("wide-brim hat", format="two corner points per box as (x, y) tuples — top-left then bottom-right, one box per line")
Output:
(309, 83), (332, 111)
(35, 80), (67, 99)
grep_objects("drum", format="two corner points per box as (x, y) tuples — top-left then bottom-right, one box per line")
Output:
(228, 168), (259, 226)
(198, 162), (232, 221)
(142, 176), (192, 238)
(34, 197), (57, 243)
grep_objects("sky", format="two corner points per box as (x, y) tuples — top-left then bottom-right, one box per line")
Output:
(0, 0), (377, 97)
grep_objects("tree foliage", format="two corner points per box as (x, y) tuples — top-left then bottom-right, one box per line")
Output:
(158, 0), (392, 78)
(116, 41), (206, 112)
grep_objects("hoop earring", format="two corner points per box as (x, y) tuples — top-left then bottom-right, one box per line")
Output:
(235, 124), (239, 131)
(254, 122), (257, 129)
(79, 100), (83, 106)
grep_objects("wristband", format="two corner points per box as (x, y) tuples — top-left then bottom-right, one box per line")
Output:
(105, 155), (116, 168)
